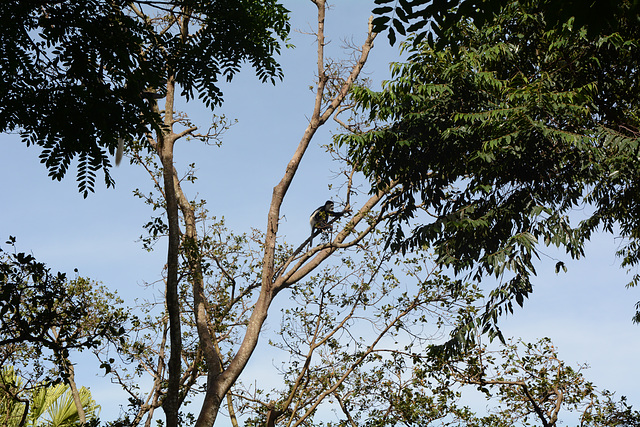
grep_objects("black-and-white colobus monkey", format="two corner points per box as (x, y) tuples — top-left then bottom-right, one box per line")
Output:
(309, 200), (341, 246)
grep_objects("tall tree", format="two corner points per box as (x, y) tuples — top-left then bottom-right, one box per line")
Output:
(105, 2), (289, 426)
(108, 2), (381, 426)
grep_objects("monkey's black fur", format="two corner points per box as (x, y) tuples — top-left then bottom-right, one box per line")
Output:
(309, 200), (342, 246)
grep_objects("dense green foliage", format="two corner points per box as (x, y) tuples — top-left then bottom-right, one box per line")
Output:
(1, 368), (100, 427)
(436, 338), (640, 426)
(1, 0), (163, 194)
(340, 0), (640, 338)
(0, 237), (128, 382)
(0, 366), (100, 427)
(371, 0), (640, 45)
(0, 0), (289, 196)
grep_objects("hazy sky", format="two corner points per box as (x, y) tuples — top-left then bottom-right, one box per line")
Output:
(1, 1), (638, 423)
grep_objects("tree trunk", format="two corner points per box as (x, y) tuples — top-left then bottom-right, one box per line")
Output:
(186, 2), (376, 425)
(50, 328), (87, 425)
(64, 360), (87, 425)
(159, 131), (182, 427)
(172, 173), (225, 427)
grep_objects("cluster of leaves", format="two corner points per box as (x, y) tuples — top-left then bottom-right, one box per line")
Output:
(1, 367), (101, 427)
(0, 0), (165, 195)
(0, 236), (128, 383)
(339, 0), (640, 342)
(0, 0), (290, 196)
(169, 0), (291, 106)
(431, 338), (640, 426)
(370, 0), (640, 45)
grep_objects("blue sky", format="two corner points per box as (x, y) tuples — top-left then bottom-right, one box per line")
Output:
(1, 1), (638, 423)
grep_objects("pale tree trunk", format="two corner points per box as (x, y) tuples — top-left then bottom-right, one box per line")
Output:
(157, 73), (182, 427)
(64, 360), (86, 425)
(50, 327), (87, 425)
(172, 171), (225, 427)
(156, 10), (193, 427)
(190, 1), (377, 426)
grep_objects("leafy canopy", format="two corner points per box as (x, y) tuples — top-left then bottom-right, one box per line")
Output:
(370, 0), (640, 45)
(339, 0), (640, 338)
(0, 236), (128, 380)
(0, 0), (289, 196)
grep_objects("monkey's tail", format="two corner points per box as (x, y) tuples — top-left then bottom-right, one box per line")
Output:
(115, 138), (124, 166)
